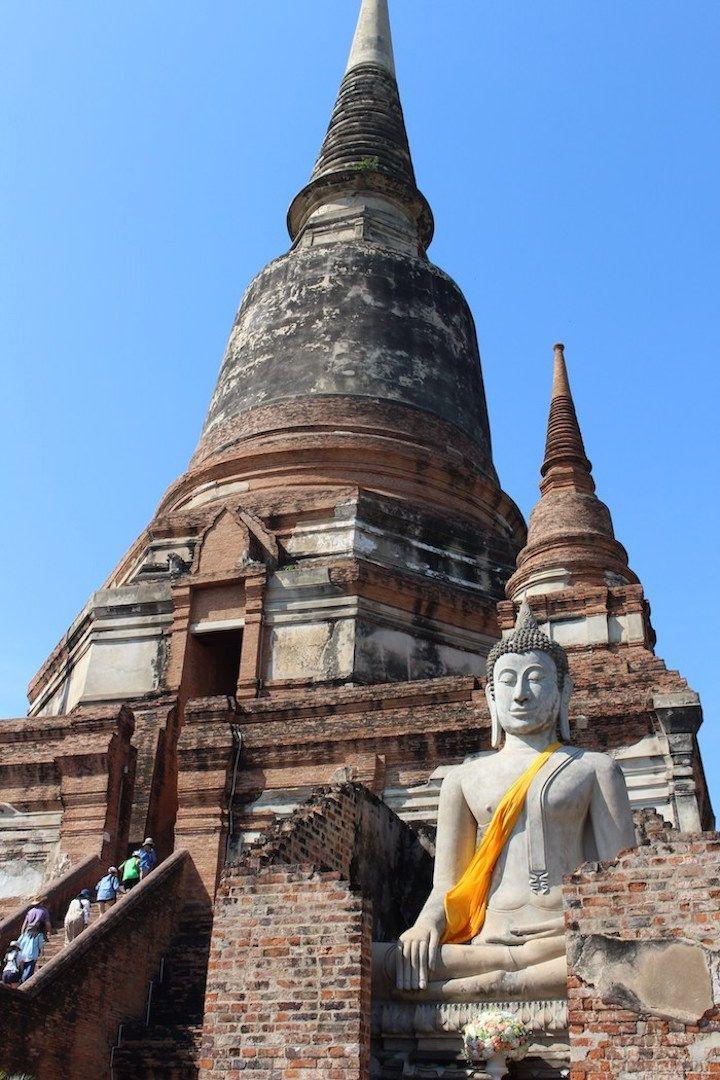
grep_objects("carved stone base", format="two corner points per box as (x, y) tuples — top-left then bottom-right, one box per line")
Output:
(371, 999), (570, 1079)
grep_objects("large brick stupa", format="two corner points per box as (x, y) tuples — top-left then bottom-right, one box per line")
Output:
(0, 2), (716, 1078)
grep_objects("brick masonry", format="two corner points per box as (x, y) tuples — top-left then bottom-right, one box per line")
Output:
(198, 784), (431, 1079)
(200, 867), (372, 1080)
(563, 811), (720, 1078)
(0, 703), (137, 887)
(0, 8), (713, 1079)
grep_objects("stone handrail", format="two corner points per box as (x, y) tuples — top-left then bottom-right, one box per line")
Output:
(0, 851), (103, 955)
(0, 848), (190, 1079)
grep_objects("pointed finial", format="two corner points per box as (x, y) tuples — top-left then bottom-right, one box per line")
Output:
(287, 0), (433, 251)
(346, 0), (396, 76)
(515, 596), (538, 632)
(552, 343), (571, 397)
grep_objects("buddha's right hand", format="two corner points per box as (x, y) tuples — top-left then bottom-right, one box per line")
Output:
(397, 918), (443, 991)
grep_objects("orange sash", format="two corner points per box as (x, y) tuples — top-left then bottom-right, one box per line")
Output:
(442, 742), (561, 944)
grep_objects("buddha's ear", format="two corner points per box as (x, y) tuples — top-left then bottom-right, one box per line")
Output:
(559, 673), (573, 741)
(485, 682), (501, 749)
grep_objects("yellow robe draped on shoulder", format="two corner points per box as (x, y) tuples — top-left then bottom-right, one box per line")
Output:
(442, 742), (561, 945)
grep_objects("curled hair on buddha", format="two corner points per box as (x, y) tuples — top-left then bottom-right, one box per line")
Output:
(486, 598), (572, 746)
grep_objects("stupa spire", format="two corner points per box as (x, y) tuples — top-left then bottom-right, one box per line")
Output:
(287, 0), (433, 251)
(506, 343), (636, 598)
(346, 0), (396, 76)
(541, 343), (594, 496)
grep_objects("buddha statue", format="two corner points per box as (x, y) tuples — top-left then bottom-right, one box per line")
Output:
(373, 600), (636, 1002)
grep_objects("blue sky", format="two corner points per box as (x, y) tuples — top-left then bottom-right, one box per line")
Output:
(1, 3), (718, 806)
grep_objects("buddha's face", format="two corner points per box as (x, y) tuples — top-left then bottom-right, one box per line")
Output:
(489, 650), (561, 738)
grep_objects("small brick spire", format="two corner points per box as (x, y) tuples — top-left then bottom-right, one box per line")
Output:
(287, 0), (433, 250)
(506, 343), (636, 597)
(540, 343), (594, 496)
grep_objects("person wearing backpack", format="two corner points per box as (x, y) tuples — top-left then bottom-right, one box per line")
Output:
(2, 940), (22, 985)
(95, 866), (122, 914)
(118, 851), (141, 891)
(64, 889), (92, 944)
(17, 897), (52, 982)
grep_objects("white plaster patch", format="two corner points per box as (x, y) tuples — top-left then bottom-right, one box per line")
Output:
(608, 612), (645, 644)
(356, 624), (483, 683)
(514, 570), (571, 600)
(83, 636), (162, 698)
(689, 1034), (720, 1064)
(544, 617), (588, 647)
(180, 479), (250, 510)
(65, 644), (92, 713)
(613, 734), (673, 819)
(265, 620), (355, 682)
(0, 860), (43, 900)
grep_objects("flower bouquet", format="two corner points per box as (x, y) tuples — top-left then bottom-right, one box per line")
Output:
(461, 1011), (532, 1078)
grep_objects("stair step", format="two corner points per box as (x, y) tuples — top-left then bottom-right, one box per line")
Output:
(121, 1023), (202, 1044)
(113, 1037), (201, 1080)
(113, 1058), (198, 1079)
(110, 900), (211, 1077)
(116, 1040), (197, 1056)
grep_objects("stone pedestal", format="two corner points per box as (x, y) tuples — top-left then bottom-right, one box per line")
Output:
(371, 999), (569, 1079)
(467, 1056), (508, 1080)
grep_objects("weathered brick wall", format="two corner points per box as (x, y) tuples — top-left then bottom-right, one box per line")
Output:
(174, 696), (236, 900)
(130, 697), (179, 857)
(0, 703), (137, 889)
(0, 849), (188, 1080)
(198, 783), (430, 1078)
(252, 782), (432, 940)
(200, 867), (371, 1079)
(564, 813), (720, 1078)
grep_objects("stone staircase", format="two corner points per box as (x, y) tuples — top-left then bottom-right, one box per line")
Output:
(111, 899), (213, 1078)
(0, 851), (192, 1078)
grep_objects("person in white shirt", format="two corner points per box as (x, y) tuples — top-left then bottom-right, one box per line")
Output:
(64, 889), (92, 944)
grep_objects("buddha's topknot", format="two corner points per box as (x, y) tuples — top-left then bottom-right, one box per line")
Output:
(486, 598), (569, 692)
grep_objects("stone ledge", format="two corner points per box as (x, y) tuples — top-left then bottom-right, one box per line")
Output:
(372, 998), (568, 1036)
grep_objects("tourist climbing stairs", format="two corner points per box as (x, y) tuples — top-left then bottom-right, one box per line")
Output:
(34, 902), (101, 973)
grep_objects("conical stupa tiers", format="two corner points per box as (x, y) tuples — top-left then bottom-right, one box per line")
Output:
(507, 344), (637, 598)
(309, 0), (412, 189)
(541, 344), (594, 494)
(190, 0), (518, 507)
(26, 0), (523, 718)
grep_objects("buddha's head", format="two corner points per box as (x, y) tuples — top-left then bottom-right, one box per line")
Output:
(485, 599), (572, 748)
